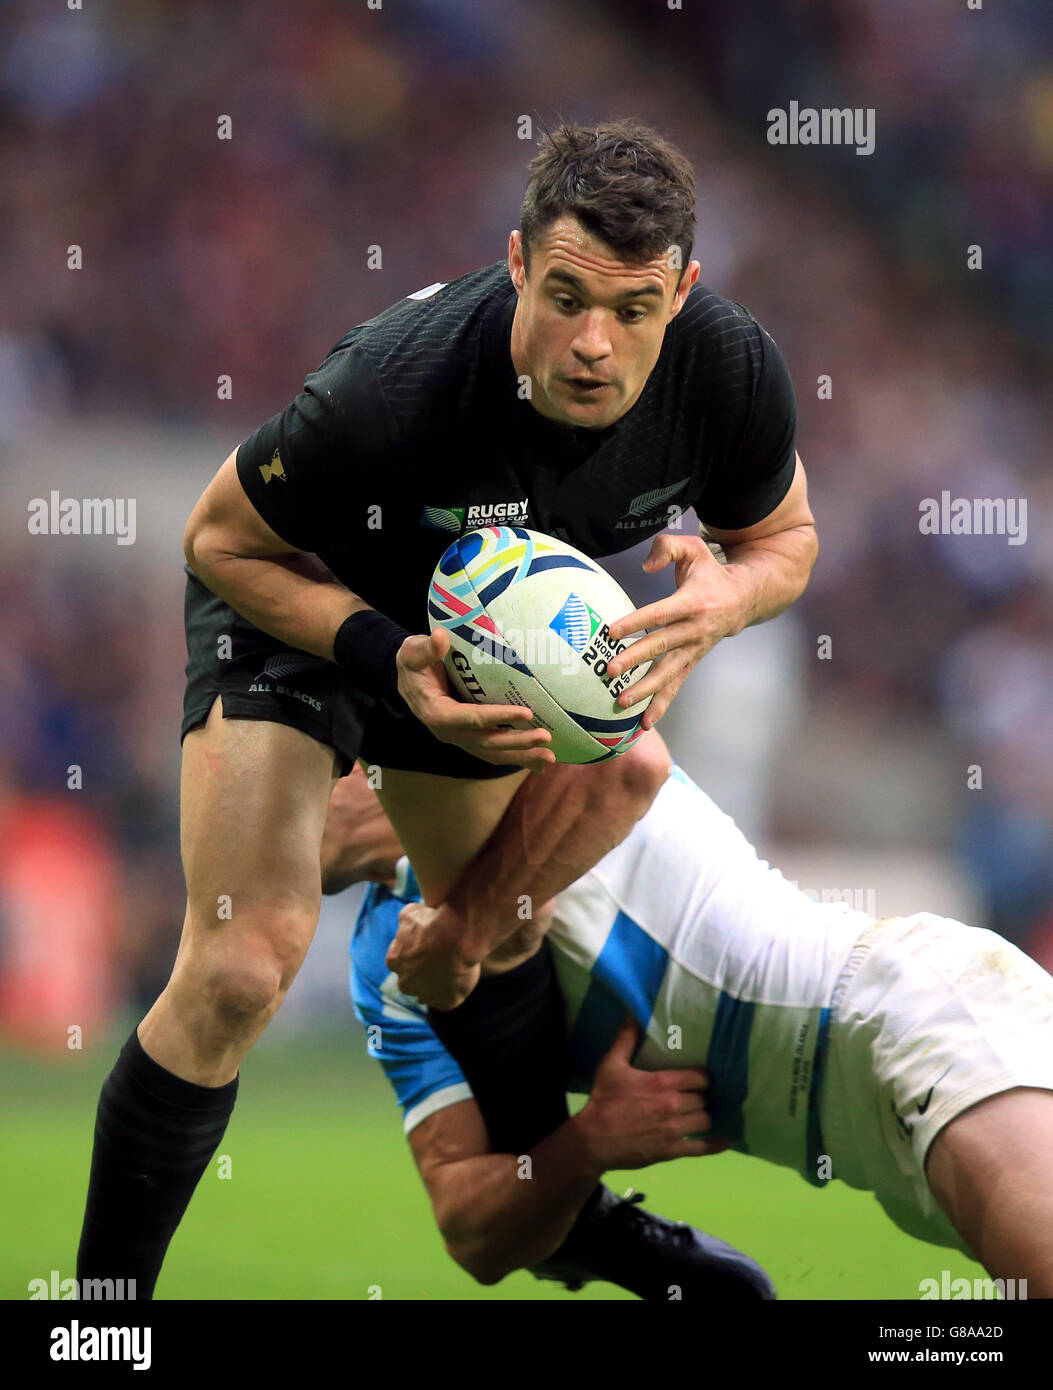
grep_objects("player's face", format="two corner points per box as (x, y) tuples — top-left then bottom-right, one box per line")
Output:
(508, 217), (699, 429)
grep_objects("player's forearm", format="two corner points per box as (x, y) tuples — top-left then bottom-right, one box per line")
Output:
(444, 734), (671, 964)
(720, 522), (818, 629)
(429, 1114), (604, 1284)
(185, 544), (368, 661)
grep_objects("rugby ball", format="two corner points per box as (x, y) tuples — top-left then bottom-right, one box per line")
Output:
(428, 526), (651, 763)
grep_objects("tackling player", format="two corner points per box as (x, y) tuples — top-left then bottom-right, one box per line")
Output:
(76, 120), (817, 1296)
(330, 765), (1053, 1296)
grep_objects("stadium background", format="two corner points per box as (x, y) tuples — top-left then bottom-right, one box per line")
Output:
(1, 0), (1050, 1300)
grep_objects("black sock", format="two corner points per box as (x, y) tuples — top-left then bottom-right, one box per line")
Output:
(76, 1030), (238, 1300)
(427, 940), (571, 1155)
(428, 944), (610, 1278)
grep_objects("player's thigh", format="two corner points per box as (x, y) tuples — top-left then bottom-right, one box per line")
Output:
(178, 696), (341, 976)
(925, 1086), (1053, 1292)
(371, 765), (530, 904)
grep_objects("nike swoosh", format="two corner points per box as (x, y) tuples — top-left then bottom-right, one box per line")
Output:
(915, 1065), (952, 1116)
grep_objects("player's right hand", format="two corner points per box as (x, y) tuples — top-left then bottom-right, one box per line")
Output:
(396, 630), (556, 770)
(574, 1017), (729, 1171)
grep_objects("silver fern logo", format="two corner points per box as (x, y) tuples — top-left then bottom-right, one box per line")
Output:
(625, 477), (692, 517)
(616, 477), (692, 529)
(254, 655), (319, 682)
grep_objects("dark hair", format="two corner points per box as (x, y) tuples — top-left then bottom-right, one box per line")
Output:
(520, 119), (695, 278)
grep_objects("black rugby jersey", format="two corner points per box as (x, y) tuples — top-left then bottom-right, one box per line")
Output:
(235, 262), (797, 634)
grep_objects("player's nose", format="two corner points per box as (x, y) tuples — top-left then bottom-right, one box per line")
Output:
(571, 310), (612, 360)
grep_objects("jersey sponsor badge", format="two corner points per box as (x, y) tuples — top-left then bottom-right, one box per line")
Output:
(420, 499), (530, 534)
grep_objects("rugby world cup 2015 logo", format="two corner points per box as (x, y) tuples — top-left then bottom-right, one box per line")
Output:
(421, 500), (530, 534)
(550, 593), (603, 655)
(421, 506), (467, 534)
(551, 592), (636, 699)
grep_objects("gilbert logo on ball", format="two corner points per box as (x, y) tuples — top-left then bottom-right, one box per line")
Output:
(428, 526), (651, 764)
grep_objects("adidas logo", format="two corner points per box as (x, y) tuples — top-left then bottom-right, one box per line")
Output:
(259, 450), (286, 484)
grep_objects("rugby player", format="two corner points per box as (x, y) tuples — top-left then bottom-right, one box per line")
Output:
(329, 765), (1053, 1296)
(76, 120), (818, 1297)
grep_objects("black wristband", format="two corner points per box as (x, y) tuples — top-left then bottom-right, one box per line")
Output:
(333, 609), (412, 707)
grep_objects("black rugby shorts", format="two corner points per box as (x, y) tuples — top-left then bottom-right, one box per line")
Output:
(180, 567), (516, 780)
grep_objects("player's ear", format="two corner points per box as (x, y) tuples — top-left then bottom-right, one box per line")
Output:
(669, 259), (700, 317)
(509, 230), (526, 293)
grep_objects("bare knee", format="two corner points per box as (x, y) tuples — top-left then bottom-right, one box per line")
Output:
(598, 730), (672, 812)
(626, 729), (673, 795)
(189, 910), (317, 1030)
(202, 953), (286, 1028)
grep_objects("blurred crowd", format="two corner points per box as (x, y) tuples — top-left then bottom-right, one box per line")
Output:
(1, 0), (1050, 1042)
(610, 0), (1052, 347)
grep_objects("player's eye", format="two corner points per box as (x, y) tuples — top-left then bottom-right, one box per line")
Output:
(619, 307), (647, 323)
(553, 294), (580, 312)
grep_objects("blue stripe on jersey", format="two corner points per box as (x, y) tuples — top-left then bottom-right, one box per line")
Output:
(705, 992), (756, 1150)
(568, 910), (668, 1082)
(349, 883), (466, 1123)
(803, 1006), (832, 1187)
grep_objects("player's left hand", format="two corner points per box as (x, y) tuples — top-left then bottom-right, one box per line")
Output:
(605, 534), (753, 729)
(386, 901), (481, 1011)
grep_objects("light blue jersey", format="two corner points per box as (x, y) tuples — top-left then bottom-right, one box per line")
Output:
(352, 768), (1053, 1256)
(349, 879), (473, 1133)
(351, 767), (872, 1184)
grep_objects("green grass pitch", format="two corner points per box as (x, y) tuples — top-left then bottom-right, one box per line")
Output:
(1, 1027), (983, 1301)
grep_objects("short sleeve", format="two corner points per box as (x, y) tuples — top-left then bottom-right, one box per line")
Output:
(350, 887), (473, 1134)
(235, 344), (400, 554)
(697, 316), (797, 532)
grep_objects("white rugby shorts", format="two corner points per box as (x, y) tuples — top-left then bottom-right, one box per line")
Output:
(820, 912), (1053, 1253)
